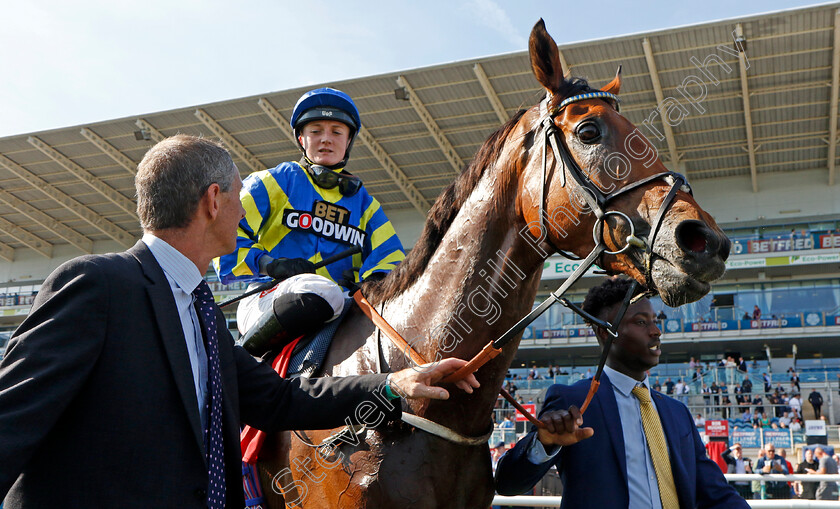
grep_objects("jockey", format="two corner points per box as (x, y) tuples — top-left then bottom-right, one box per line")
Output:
(214, 87), (405, 356)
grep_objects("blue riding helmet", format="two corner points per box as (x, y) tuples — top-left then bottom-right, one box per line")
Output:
(290, 87), (361, 134)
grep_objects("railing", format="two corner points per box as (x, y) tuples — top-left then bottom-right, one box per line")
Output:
(494, 475), (840, 507)
(491, 496), (840, 507)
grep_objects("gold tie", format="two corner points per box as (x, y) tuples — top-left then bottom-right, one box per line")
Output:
(632, 385), (680, 509)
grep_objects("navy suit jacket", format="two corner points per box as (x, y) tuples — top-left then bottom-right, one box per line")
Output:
(495, 375), (748, 508)
(0, 241), (397, 508)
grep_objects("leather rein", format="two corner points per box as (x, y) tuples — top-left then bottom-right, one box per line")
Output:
(354, 90), (693, 442)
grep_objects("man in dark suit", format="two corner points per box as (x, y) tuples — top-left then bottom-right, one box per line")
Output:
(721, 443), (753, 499)
(495, 277), (748, 508)
(0, 135), (478, 508)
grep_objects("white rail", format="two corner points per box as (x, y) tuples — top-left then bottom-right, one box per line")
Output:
(492, 475), (840, 507)
(491, 497), (840, 508)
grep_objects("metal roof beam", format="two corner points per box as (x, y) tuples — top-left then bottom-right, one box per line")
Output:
(557, 49), (572, 78)
(257, 98), (298, 145)
(80, 128), (136, 175)
(27, 136), (137, 216)
(734, 24), (759, 193)
(0, 241), (14, 262)
(0, 153), (134, 248)
(0, 187), (92, 253)
(642, 38), (681, 170)
(357, 129), (430, 215)
(0, 215), (52, 258)
(134, 119), (166, 143)
(829, 9), (840, 186)
(396, 75), (462, 175)
(473, 63), (509, 123)
(194, 109), (265, 173)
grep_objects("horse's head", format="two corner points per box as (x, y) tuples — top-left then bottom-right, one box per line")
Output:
(519, 20), (730, 306)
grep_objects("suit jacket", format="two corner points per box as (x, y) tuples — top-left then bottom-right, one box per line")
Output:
(0, 241), (397, 508)
(494, 374), (748, 508)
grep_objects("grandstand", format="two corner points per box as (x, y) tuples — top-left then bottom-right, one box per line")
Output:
(0, 3), (839, 442)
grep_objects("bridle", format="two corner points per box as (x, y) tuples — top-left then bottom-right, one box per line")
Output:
(344, 89), (698, 445)
(442, 90), (695, 416)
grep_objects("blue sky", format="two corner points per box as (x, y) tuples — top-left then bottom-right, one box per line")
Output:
(0, 0), (828, 137)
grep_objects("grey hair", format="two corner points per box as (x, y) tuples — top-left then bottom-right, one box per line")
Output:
(135, 135), (238, 230)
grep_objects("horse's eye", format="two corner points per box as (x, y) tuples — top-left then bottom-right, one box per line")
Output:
(576, 122), (601, 144)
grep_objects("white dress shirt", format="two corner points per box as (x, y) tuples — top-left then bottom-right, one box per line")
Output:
(142, 233), (209, 429)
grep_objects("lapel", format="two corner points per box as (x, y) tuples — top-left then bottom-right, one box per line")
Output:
(595, 374), (628, 487)
(130, 241), (206, 458)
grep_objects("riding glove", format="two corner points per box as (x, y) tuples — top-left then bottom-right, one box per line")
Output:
(263, 257), (317, 280)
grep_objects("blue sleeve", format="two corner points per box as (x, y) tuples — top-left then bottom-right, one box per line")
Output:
(494, 385), (568, 496)
(215, 170), (279, 284)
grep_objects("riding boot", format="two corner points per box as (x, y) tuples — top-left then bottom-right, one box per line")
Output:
(239, 292), (334, 356)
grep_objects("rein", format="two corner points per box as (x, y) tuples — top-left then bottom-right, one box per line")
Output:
(353, 90), (694, 440)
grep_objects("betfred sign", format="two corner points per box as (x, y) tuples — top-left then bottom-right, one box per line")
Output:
(705, 419), (729, 437)
(515, 404), (536, 422)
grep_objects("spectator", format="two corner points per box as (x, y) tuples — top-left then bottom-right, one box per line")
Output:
(694, 413), (705, 427)
(702, 383), (711, 410)
(656, 309), (667, 321)
(779, 449), (794, 497)
(808, 389), (823, 419)
(753, 305), (762, 320)
(756, 443), (789, 499)
(721, 443), (753, 499)
(738, 357), (748, 373)
(664, 377), (675, 395)
(790, 372), (800, 392)
(689, 356), (697, 370)
(795, 448), (819, 500)
(779, 412), (792, 428)
(812, 447), (839, 500)
(789, 419), (802, 432)
(491, 441), (507, 473)
(763, 373), (772, 394)
(742, 312), (750, 320)
(500, 416), (514, 429)
(675, 378), (686, 403)
(789, 393), (802, 419)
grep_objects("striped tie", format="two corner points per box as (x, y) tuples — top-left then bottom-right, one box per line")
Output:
(632, 385), (679, 509)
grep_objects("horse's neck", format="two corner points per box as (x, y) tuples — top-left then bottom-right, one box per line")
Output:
(384, 171), (545, 433)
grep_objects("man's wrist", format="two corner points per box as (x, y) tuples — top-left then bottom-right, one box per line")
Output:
(384, 373), (401, 400)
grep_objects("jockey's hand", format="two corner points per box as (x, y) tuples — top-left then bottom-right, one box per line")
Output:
(535, 406), (594, 448)
(264, 257), (316, 280)
(388, 358), (480, 400)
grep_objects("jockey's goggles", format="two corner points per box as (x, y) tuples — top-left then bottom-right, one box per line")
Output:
(307, 164), (362, 196)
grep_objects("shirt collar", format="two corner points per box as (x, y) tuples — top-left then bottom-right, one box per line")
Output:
(142, 233), (204, 294)
(604, 365), (651, 397)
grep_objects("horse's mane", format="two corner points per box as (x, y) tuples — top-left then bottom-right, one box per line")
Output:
(364, 110), (526, 305)
(365, 76), (596, 305)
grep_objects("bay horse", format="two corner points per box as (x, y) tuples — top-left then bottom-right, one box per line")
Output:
(256, 19), (730, 509)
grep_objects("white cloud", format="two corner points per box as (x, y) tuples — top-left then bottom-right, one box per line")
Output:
(464, 0), (526, 49)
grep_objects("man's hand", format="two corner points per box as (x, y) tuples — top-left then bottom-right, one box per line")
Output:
(388, 358), (480, 400)
(264, 257), (316, 280)
(535, 406), (594, 448)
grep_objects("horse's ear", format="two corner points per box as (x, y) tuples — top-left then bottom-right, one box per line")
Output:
(529, 19), (563, 94)
(601, 66), (622, 95)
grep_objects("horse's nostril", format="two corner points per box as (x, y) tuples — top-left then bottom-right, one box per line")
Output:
(675, 220), (708, 254)
(719, 236), (731, 261)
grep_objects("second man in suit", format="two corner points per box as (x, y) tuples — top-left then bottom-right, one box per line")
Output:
(494, 277), (748, 508)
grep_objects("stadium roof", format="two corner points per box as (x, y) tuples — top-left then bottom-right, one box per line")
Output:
(0, 3), (837, 260)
